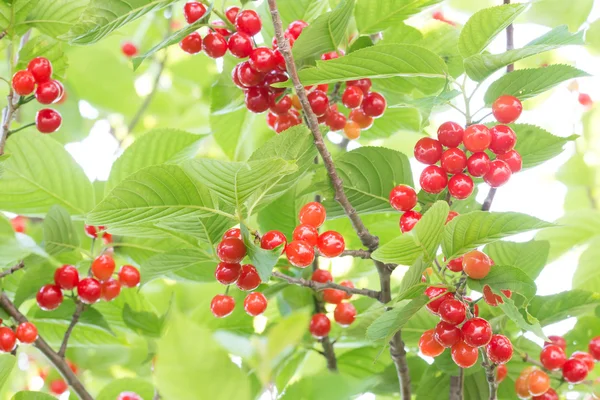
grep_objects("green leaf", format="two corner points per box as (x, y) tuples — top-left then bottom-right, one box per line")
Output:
(106, 129), (203, 194)
(0, 354), (16, 390)
(573, 236), (600, 293)
(467, 265), (537, 301)
(397, 256), (430, 300)
(28, 299), (114, 334)
(509, 124), (577, 169)
(416, 365), (449, 399)
(0, 132), (95, 217)
(241, 224), (282, 282)
(155, 313), (251, 400)
(442, 211), (553, 259)
(465, 26), (584, 81)
(362, 106), (422, 140)
(62, 0), (178, 45)
(355, 0), (442, 35)
(141, 248), (215, 284)
(123, 303), (164, 338)
(0, 0), (40, 36)
(524, 0), (593, 32)
(12, 392), (55, 400)
(369, 235), (423, 267)
(484, 240), (549, 281)
(292, 0), (355, 61)
(13, 261), (55, 307)
(31, 320), (126, 348)
(21, 0), (87, 38)
(366, 295), (430, 341)
(528, 290), (600, 326)
(96, 378), (155, 400)
(0, 215), (38, 268)
(458, 3), (528, 58)
(16, 36), (68, 81)
(43, 205), (80, 260)
(586, 18), (600, 55)
(495, 292), (548, 341)
(281, 372), (374, 400)
(484, 65), (590, 105)
(463, 369), (491, 399)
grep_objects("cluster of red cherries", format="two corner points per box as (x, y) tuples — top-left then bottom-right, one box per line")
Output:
(0, 320), (38, 353)
(11, 57), (64, 134)
(414, 95), (524, 199)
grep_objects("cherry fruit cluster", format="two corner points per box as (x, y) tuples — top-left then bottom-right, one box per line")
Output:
(0, 321), (38, 353)
(414, 95), (524, 198)
(309, 269), (356, 338)
(11, 57), (64, 134)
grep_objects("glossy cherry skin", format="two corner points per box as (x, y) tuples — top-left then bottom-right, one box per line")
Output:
(321, 51), (339, 60)
(496, 364), (508, 383)
(91, 254), (116, 281)
(215, 262), (242, 285)
(448, 173), (474, 200)
(446, 257), (462, 272)
(326, 110), (347, 131)
(263, 70), (289, 94)
(0, 327), (17, 353)
(438, 298), (466, 325)
(204, 32), (228, 58)
(228, 32), (253, 58)
(49, 380), (68, 395)
(12, 70), (36, 96)
(16, 322), (38, 344)
(349, 108), (374, 129)
(236, 264), (261, 291)
(77, 278), (102, 304)
(223, 228), (241, 239)
(317, 231), (345, 258)
(342, 86), (364, 109)
(118, 265), (140, 288)
(248, 47), (275, 72)
(180, 32), (203, 54)
(527, 369), (550, 396)
(260, 230), (287, 252)
(492, 95), (522, 124)
(361, 92), (386, 118)
(184, 1), (207, 23)
(562, 358), (589, 383)
(400, 210), (422, 233)
(311, 269), (332, 283)
(434, 321), (462, 348)
(466, 152), (491, 177)
(293, 224), (319, 246)
(463, 124), (492, 152)
(36, 108), (62, 133)
(461, 318), (492, 347)
(544, 335), (567, 351)
(54, 265), (79, 290)
(211, 294), (235, 318)
(100, 279), (121, 301)
(497, 150), (522, 173)
(389, 185), (417, 212)
(572, 351), (595, 371)
(85, 225), (101, 238)
(437, 121), (464, 148)
(484, 159), (512, 188)
(286, 20), (308, 39)
(334, 303), (357, 326)
(285, 240), (315, 268)
(27, 57), (53, 83)
(217, 238), (247, 263)
(269, 95), (292, 115)
(244, 292), (268, 316)
(35, 80), (61, 104)
(343, 121), (361, 140)
(532, 388), (558, 400)
(237, 61), (262, 87)
(446, 211), (459, 224)
(419, 329), (445, 357)
(589, 336), (600, 361)
(441, 148), (467, 174)
(235, 10), (262, 36)
(420, 165), (448, 194)
(299, 202), (326, 227)
(347, 78), (372, 94)
(10, 216), (26, 233)
(309, 313), (331, 338)
(307, 90), (329, 117)
(425, 286), (453, 314)
(462, 250), (492, 280)
(36, 284), (64, 311)
(489, 125), (517, 155)
(323, 288), (345, 304)
(486, 334), (513, 364)
(451, 340), (479, 368)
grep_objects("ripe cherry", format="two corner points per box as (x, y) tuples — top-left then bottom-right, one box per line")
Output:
(419, 329), (445, 357)
(225, 6), (240, 24)
(497, 150), (522, 173)
(12, 70), (36, 96)
(223, 228), (241, 239)
(180, 32), (203, 54)
(217, 238), (247, 263)
(446, 211), (459, 224)
(286, 20), (308, 39)
(326, 110), (347, 131)
(312, 269), (332, 283)
(260, 230), (287, 252)
(347, 79), (372, 94)
(215, 262), (242, 285)
(482, 285), (512, 306)
(334, 303), (357, 326)
(121, 42), (138, 58)
(309, 313), (331, 338)
(118, 265), (140, 288)
(437, 121), (464, 148)
(204, 32), (228, 58)
(307, 90), (329, 117)
(466, 152), (490, 177)
(400, 210), (422, 233)
(349, 108), (374, 129)
(389, 185), (417, 212)
(236, 264), (261, 291)
(237, 61), (262, 87)
(274, 111), (301, 133)
(462, 318), (492, 347)
(486, 334), (513, 364)
(16, 322), (38, 344)
(183, 1), (207, 23)
(323, 288), (345, 304)
(49, 379), (68, 395)
(484, 159), (512, 188)
(244, 292), (268, 316)
(249, 47), (276, 72)
(572, 351), (595, 371)
(245, 86), (272, 113)
(562, 358), (589, 383)
(235, 10), (262, 36)
(35, 80), (61, 104)
(285, 240), (315, 267)
(27, 57), (52, 83)
(448, 173), (474, 200)
(36, 284), (63, 311)
(293, 224), (319, 246)
(419, 165), (448, 194)
(462, 250), (492, 279)
(438, 298), (466, 325)
(414, 137), (443, 165)
(447, 257), (463, 272)
(91, 254), (115, 281)
(100, 279), (121, 301)
(317, 231), (345, 258)
(361, 92), (386, 118)
(425, 286), (453, 314)
(441, 148), (467, 174)
(496, 364), (508, 383)
(532, 388), (558, 400)
(342, 86), (364, 109)
(492, 95), (522, 124)
(340, 281), (354, 299)
(451, 340), (479, 367)
(544, 335), (567, 351)
(463, 124), (492, 152)
(589, 336), (600, 360)
(579, 93), (593, 107)
(77, 278), (101, 304)
(528, 369), (551, 397)
(434, 321), (462, 348)
(489, 124), (517, 155)
(321, 51), (339, 60)
(263, 70), (289, 93)
(269, 95), (292, 115)
(10, 216), (26, 233)
(228, 32), (253, 58)
(343, 120), (361, 140)
(54, 265), (79, 290)
(211, 294), (235, 318)
(117, 392), (143, 400)
(299, 202), (326, 227)
(36, 108), (62, 133)
(0, 327), (17, 353)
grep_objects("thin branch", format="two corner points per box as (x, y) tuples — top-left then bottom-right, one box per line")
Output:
(340, 249), (372, 259)
(481, 350), (498, 400)
(389, 330), (411, 399)
(0, 90), (18, 156)
(449, 371), (463, 400)
(58, 300), (85, 358)
(272, 271), (381, 299)
(0, 293), (93, 400)
(0, 261), (25, 278)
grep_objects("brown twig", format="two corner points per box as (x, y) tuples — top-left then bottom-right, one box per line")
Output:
(0, 261), (25, 278)
(0, 31), (7, 40)
(58, 300), (85, 358)
(272, 271), (381, 299)
(339, 249), (372, 259)
(0, 293), (93, 400)
(449, 373), (463, 400)
(0, 90), (18, 156)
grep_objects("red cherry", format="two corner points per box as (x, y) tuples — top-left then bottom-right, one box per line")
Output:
(100, 279), (121, 301)
(323, 288), (345, 304)
(448, 173), (474, 200)
(286, 20), (308, 39)
(451, 340), (479, 368)
(179, 32), (203, 54)
(309, 313), (331, 338)
(244, 292), (268, 316)
(419, 329), (445, 357)
(27, 57), (52, 83)
(340, 281), (354, 299)
(237, 61), (262, 87)
(447, 257), (463, 272)
(349, 108), (374, 129)
(203, 32), (228, 58)
(249, 47), (276, 72)
(231, 65), (245, 89)
(11, 70), (36, 96)
(245, 86), (272, 113)
(10, 216), (26, 233)
(544, 335), (567, 351)
(183, 1), (207, 23)
(540, 345), (567, 371)
(361, 92), (386, 118)
(117, 392), (143, 400)
(54, 265), (79, 290)
(419, 165), (448, 194)
(496, 150), (522, 173)
(342, 86), (364, 109)
(482, 285), (512, 306)
(466, 152), (490, 177)
(16, 322), (38, 344)
(235, 10), (262, 36)
(446, 211), (459, 224)
(285, 240), (315, 268)
(527, 369), (550, 396)
(217, 238), (247, 263)
(293, 224), (319, 246)
(424, 286), (453, 314)
(441, 148), (467, 174)
(562, 358), (589, 383)
(118, 265), (140, 288)
(263, 70), (289, 94)
(215, 262), (242, 285)
(589, 336), (600, 361)
(236, 264), (261, 291)
(437, 122), (464, 148)
(325, 110), (347, 131)
(463, 124), (492, 152)
(102, 232), (113, 245)
(0, 327), (16, 352)
(461, 317), (492, 347)
(312, 269), (332, 283)
(400, 210), (422, 233)
(486, 334), (513, 364)
(274, 111), (301, 133)
(223, 228), (241, 239)
(36, 108), (62, 133)
(347, 79), (372, 94)
(389, 184), (417, 212)
(228, 32), (253, 58)
(489, 125), (517, 155)
(269, 95), (292, 115)
(334, 303), (356, 326)
(321, 51), (340, 61)
(496, 364), (508, 383)
(307, 90), (329, 117)
(260, 230), (287, 252)
(49, 379), (68, 395)
(438, 298), (466, 325)
(572, 351), (595, 371)
(36, 284), (63, 311)
(484, 159), (512, 188)
(272, 49), (286, 70)
(211, 294), (235, 318)
(77, 278), (101, 304)
(579, 93), (593, 107)
(532, 388), (558, 400)
(343, 120), (361, 140)
(224, 6), (240, 24)
(434, 321), (462, 348)
(299, 202), (326, 227)
(35, 80), (61, 104)
(462, 250), (492, 280)
(317, 231), (345, 258)
(492, 95), (522, 124)
(267, 112), (277, 129)
(91, 254), (115, 282)
(120, 42), (138, 57)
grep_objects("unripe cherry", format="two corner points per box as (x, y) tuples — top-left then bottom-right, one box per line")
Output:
(462, 250), (492, 280)
(343, 120), (361, 140)
(527, 369), (550, 397)
(349, 108), (374, 129)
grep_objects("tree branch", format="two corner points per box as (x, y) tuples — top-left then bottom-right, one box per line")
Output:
(58, 300), (85, 358)
(0, 260), (25, 278)
(449, 370), (464, 400)
(0, 293), (93, 400)
(272, 271), (381, 299)
(389, 330), (411, 399)
(0, 89), (18, 156)
(339, 249), (372, 259)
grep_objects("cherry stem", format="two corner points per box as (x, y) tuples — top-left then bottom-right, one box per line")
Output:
(58, 300), (85, 358)
(271, 270), (381, 299)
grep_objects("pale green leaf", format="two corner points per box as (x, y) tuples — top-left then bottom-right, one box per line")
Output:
(12, 392), (55, 400)
(96, 378), (155, 400)
(241, 224), (282, 282)
(586, 18), (600, 55)
(0, 354), (16, 390)
(141, 248), (215, 284)
(510, 124), (577, 169)
(528, 290), (600, 326)
(22, 0), (87, 39)
(369, 234), (422, 266)
(281, 372), (374, 399)
(366, 295), (429, 341)
(43, 205), (81, 261)
(467, 265), (537, 300)
(362, 106), (422, 139)
(484, 240), (549, 281)
(123, 303), (164, 338)
(355, 0), (442, 35)
(28, 299), (113, 334)
(31, 320), (126, 348)
(16, 36), (68, 81)
(573, 236), (600, 293)
(525, 0), (593, 32)
(0, 0), (40, 36)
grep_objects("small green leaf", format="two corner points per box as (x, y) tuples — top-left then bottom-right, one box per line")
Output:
(528, 290), (600, 326)
(16, 36), (68, 80)
(467, 265), (537, 301)
(366, 295), (430, 341)
(484, 240), (549, 281)
(495, 292), (548, 341)
(0, 354), (16, 390)
(20, 0), (87, 38)
(355, 0), (442, 35)
(141, 248), (215, 284)
(510, 124), (577, 169)
(370, 234), (423, 266)
(43, 205), (80, 260)
(241, 224), (282, 282)
(123, 303), (165, 338)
